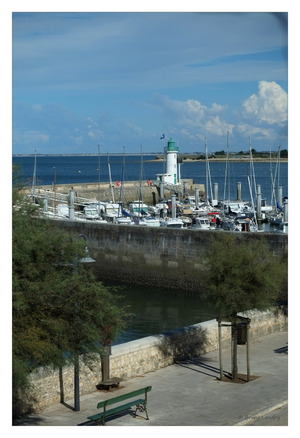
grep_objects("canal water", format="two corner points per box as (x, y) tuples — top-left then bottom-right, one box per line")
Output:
(108, 284), (217, 345)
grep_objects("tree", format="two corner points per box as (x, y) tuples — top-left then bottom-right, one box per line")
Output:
(12, 175), (128, 417)
(202, 233), (287, 380)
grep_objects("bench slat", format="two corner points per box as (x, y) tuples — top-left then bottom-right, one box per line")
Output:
(97, 386), (151, 408)
(88, 386), (152, 425)
(87, 398), (145, 422)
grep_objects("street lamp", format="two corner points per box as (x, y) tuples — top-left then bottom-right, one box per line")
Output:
(77, 234), (96, 263)
(73, 234), (96, 411)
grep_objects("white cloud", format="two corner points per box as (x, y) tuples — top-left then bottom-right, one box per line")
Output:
(242, 81), (287, 125)
(149, 94), (234, 140)
(13, 130), (49, 145)
(204, 116), (234, 136)
(237, 123), (274, 140)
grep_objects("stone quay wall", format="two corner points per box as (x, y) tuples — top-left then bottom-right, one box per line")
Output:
(56, 220), (287, 292)
(32, 179), (204, 207)
(29, 308), (287, 411)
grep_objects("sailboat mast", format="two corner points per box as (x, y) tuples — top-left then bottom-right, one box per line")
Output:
(277, 146), (281, 205)
(32, 149), (37, 200)
(118, 146), (125, 217)
(53, 166), (56, 215)
(97, 145), (101, 203)
(138, 145), (143, 216)
(205, 138), (213, 203)
(205, 138), (209, 204)
(249, 136), (257, 198)
(107, 153), (115, 203)
(223, 131), (230, 203)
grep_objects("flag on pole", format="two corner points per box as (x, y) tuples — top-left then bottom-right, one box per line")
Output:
(160, 134), (165, 140)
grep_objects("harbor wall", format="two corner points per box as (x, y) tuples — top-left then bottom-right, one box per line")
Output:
(33, 179), (205, 206)
(28, 308), (287, 411)
(56, 220), (287, 291)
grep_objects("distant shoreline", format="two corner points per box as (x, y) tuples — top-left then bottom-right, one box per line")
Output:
(12, 153), (288, 163)
(181, 157), (288, 163)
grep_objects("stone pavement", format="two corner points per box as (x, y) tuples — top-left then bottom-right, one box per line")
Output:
(15, 331), (288, 427)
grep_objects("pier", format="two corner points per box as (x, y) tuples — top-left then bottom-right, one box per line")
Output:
(28, 179), (205, 210)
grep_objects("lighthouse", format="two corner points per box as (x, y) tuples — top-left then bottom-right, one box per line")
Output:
(157, 138), (179, 185)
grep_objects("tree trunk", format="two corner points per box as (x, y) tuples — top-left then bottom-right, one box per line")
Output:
(231, 323), (238, 380)
(59, 366), (64, 404)
(74, 353), (80, 411)
(246, 322), (250, 381)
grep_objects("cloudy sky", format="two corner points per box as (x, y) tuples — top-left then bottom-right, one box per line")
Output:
(12, 11), (288, 155)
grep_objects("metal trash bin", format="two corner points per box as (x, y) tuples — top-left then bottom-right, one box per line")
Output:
(237, 323), (247, 344)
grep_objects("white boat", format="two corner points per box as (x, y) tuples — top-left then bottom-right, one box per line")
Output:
(221, 201), (251, 215)
(192, 216), (210, 230)
(83, 205), (99, 220)
(138, 217), (161, 227)
(160, 217), (185, 228)
(260, 199), (273, 213)
(193, 205), (216, 216)
(99, 201), (120, 223)
(56, 203), (69, 217)
(129, 201), (149, 217)
(148, 201), (168, 218)
(116, 216), (134, 225)
(233, 216), (257, 232)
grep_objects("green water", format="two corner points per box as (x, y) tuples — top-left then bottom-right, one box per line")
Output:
(110, 284), (217, 344)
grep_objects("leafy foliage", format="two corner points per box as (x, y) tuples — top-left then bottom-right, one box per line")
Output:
(203, 234), (287, 320)
(202, 233), (287, 380)
(12, 175), (128, 417)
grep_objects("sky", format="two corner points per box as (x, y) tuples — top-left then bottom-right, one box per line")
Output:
(12, 9), (288, 155)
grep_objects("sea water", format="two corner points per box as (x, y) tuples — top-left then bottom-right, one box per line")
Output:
(13, 154), (288, 205)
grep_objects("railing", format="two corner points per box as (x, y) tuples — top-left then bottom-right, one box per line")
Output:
(31, 189), (97, 206)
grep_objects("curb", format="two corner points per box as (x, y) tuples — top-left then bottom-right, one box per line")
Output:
(234, 400), (288, 426)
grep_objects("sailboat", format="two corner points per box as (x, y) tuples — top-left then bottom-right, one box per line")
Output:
(98, 153), (121, 223)
(115, 147), (134, 225)
(220, 132), (250, 216)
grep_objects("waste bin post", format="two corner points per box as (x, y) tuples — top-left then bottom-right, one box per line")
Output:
(218, 319), (223, 381)
(246, 322), (250, 381)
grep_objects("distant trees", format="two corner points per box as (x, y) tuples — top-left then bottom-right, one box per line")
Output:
(174, 149), (287, 159)
(203, 234), (287, 380)
(12, 173), (128, 417)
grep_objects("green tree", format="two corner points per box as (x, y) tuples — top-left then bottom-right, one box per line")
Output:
(203, 234), (287, 380)
(12, 175), (128, 417)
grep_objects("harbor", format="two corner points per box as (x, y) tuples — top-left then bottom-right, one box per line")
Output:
(20, 138), (288, 234)
(14, 138), (288, 344)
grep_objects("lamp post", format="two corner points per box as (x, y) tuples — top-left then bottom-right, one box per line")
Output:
(73, 234), (96, 411)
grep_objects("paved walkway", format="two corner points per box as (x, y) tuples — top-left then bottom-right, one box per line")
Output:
(15, 331), (288, 427)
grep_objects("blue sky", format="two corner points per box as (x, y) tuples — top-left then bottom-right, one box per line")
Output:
(12, 11), (288, 155)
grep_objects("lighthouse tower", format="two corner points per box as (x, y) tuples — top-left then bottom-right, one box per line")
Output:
(157, 138), (179, 185)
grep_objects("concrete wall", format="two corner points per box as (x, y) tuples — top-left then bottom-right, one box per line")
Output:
(56, 220), (288, 292)
(29, 308), (287, 412)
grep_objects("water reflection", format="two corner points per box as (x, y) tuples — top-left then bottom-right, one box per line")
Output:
(108, 284), (217, 344)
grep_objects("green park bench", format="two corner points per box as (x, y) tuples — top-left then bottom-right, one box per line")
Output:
(87, 386), (152, 425)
